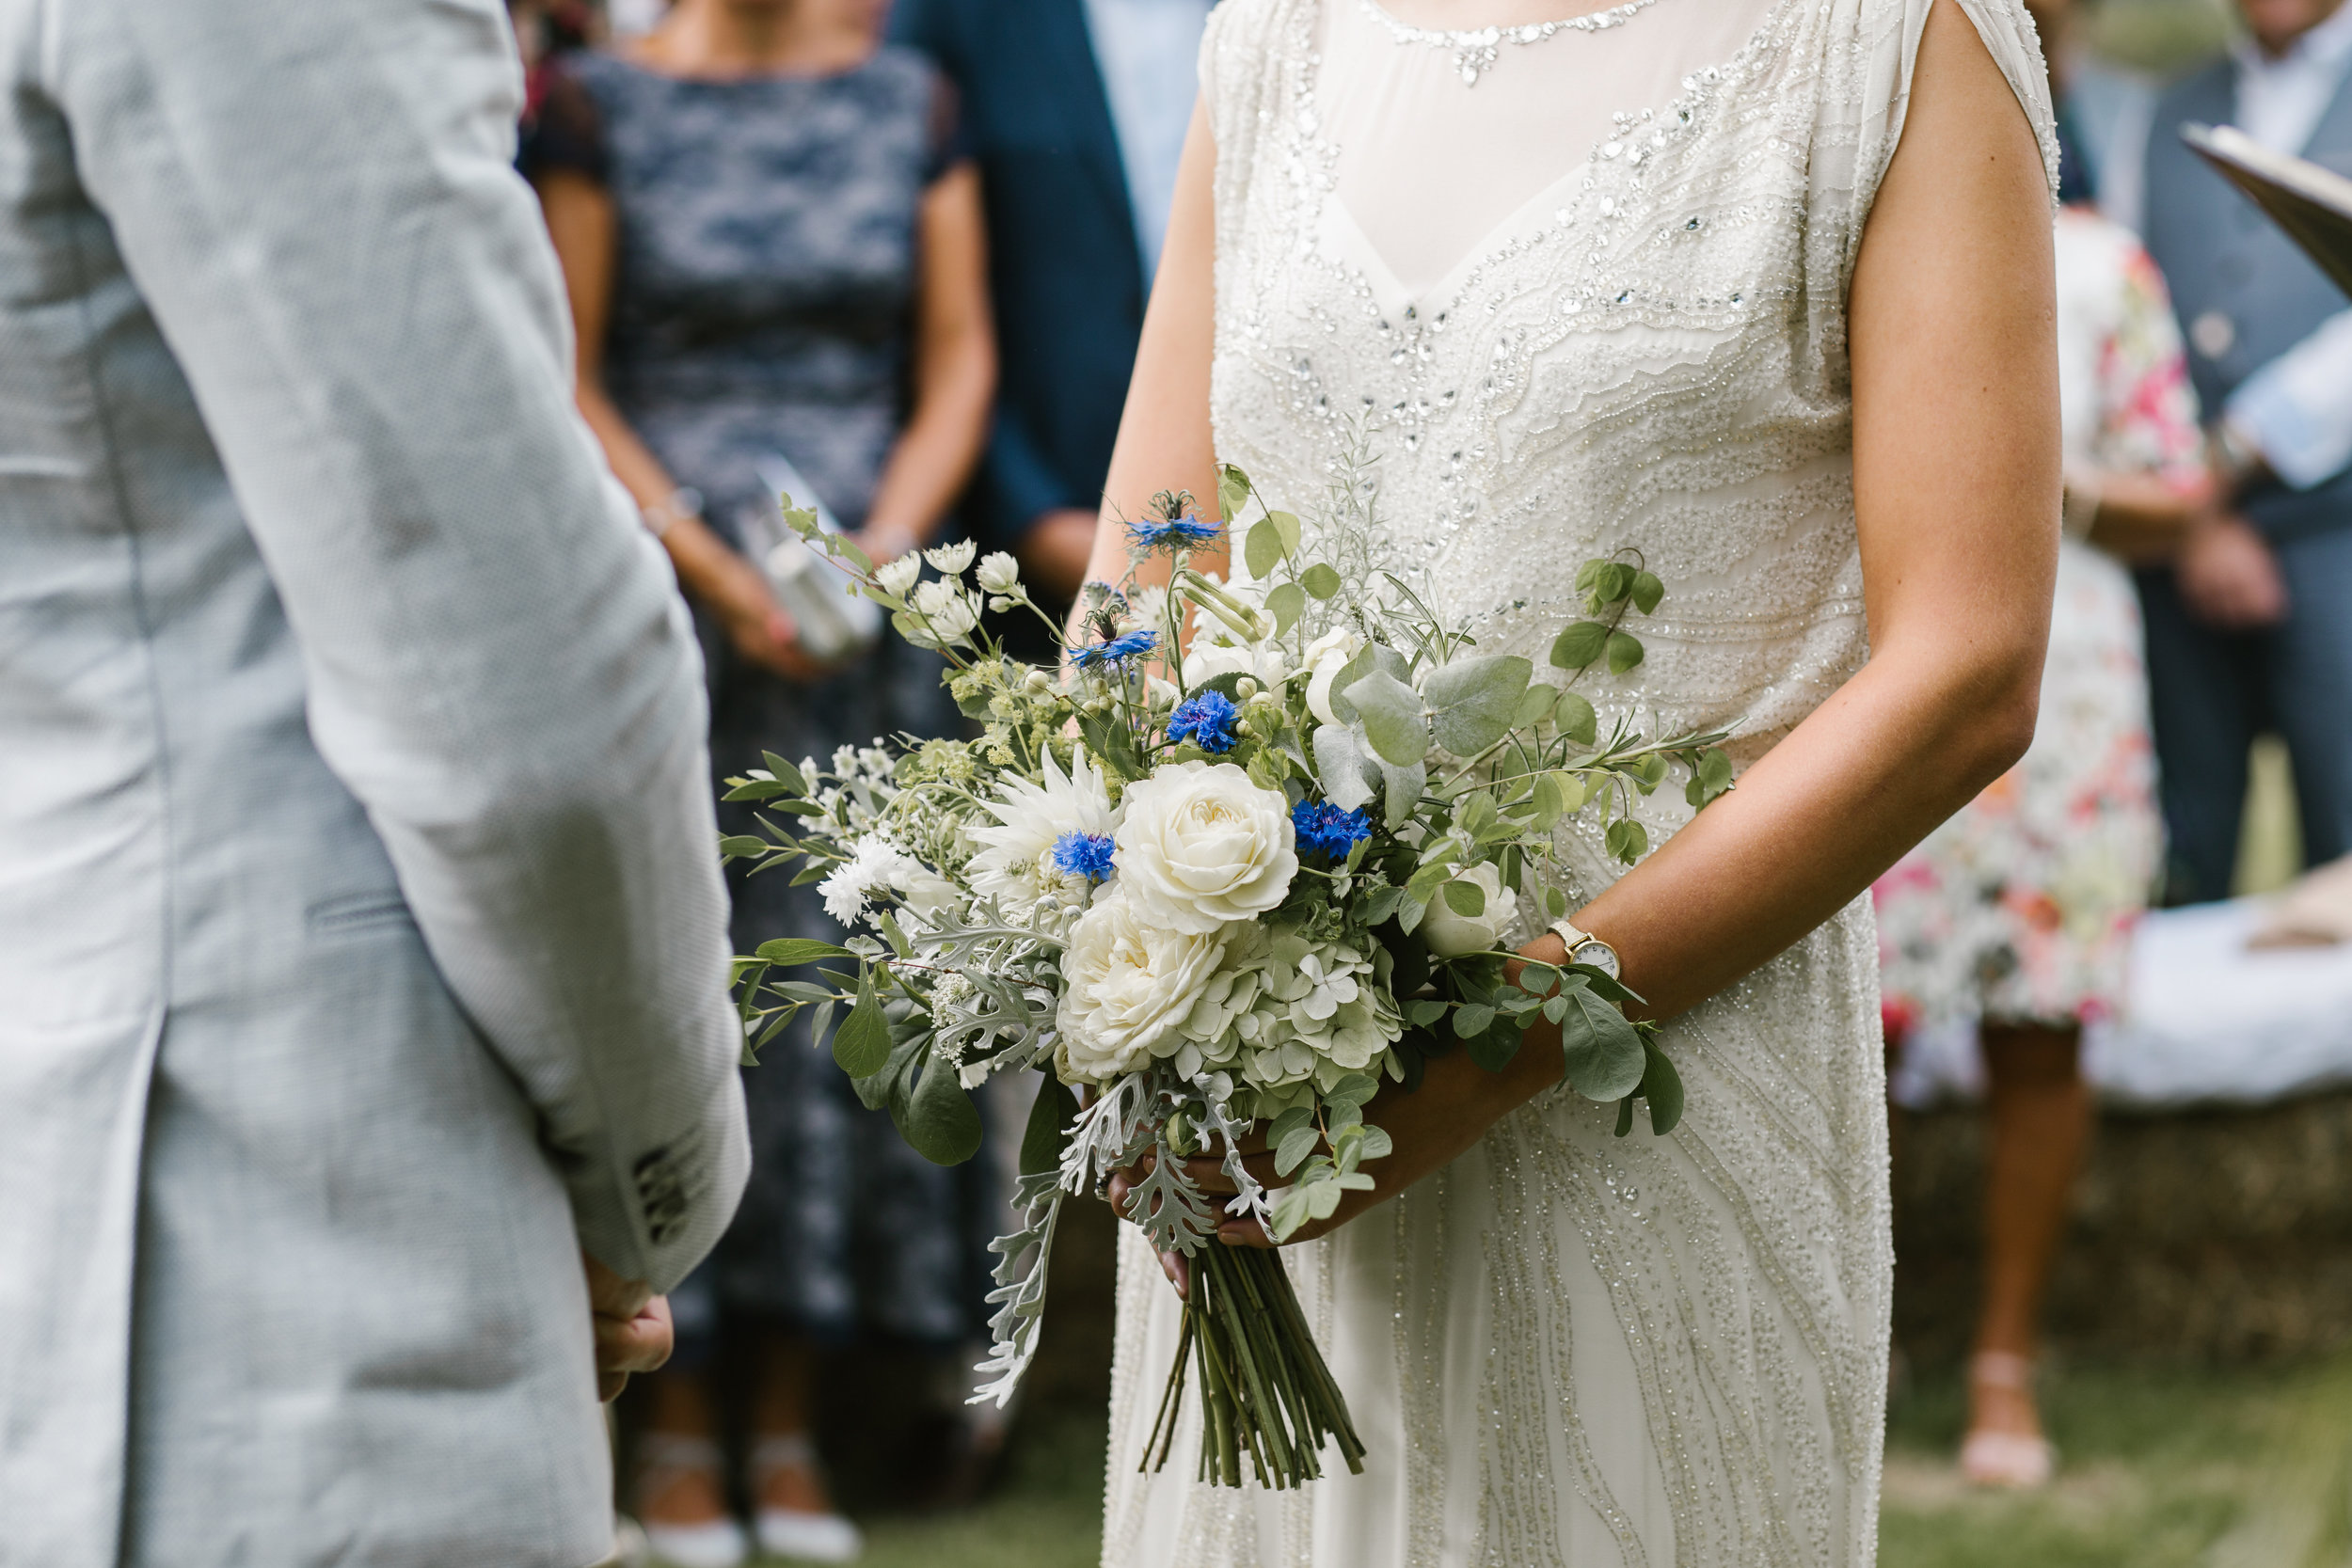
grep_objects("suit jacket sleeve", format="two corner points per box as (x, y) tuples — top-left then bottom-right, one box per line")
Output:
(47, 0), (749, 1292)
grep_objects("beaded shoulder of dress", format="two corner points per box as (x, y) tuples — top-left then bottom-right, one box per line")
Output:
(1200, 0), (2054, 886)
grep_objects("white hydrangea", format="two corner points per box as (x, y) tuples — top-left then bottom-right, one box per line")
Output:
(1167, 926), (1402, 1088)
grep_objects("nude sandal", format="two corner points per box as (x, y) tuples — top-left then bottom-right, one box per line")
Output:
(1959, 1351), (2056, 1489)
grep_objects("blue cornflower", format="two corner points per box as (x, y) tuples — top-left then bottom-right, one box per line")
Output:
(1125, 514), (1224, 554)
(1292, 799), (1373, 862)
(1051, 831), (1116, 882)
(1067, 627), (1159, 670)
(1165, 689), (1240, 753)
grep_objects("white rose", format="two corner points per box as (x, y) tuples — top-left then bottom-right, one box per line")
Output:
(875, 552), (923, 596)
(1419, 860), (1512, 957)
(1301, 626), (1365, 726)
(1115, 761), (1298, 934)
(1056, 888), (1234, 1081)
(911, 578), (979, 641)
(977, 550), (1022, 593)
(924, 539), (977, 575)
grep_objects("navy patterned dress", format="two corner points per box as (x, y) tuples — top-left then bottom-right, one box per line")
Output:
(529, 49), (977, 1350)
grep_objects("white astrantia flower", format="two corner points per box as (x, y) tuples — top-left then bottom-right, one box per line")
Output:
(925, 539), (977, 575)
(1301, 626), (1365, 726)
(1419, 860), (1512, 957)
(965, 751), (1120, 915)
(1169, 925), (1401, 1087)
(976, 550), (1022, 593)
(910, 578), (979, 642)
(875, 552), (923, 596)
(1114, 762), (1298, 935)
(818, 834), (920, 928)
(1056, 886), (1235, 1082)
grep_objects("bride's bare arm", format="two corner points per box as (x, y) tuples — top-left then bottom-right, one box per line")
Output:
(1556, 0), (2058, 1019)
(1109, 5), (2057, 1251)
(1075, 103), (1228, 598)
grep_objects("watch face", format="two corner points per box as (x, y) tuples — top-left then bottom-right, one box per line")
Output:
(1577, 941), (1622, 980)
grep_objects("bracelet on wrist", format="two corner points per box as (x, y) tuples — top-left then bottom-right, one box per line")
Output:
(641, 485), (703, 540)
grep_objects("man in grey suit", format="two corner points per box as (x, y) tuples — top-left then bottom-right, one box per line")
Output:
(0, 1), (750, 1564)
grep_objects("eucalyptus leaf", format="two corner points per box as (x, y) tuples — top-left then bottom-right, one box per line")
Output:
(1549, 621), (1609, 671)
(1300, 562), (1343, 600)
(1357, 1125), (1394, 1160)
(1606, 630), (1645, 674)
(1554, 693), (1598, 746)
(1422, 655), (1532, 757)
(1514, 682), (1559, 728)
(1311, 722), (1380, 813)
(1630, 570), (1665, 614)
(1557, 988), (1645, 1101)
(1347, 670), (1429, 767)
(1637, 1036), (1684, 1134)
(1442, 877), (1486, 917)
(1217, 464), (1251, 520)
(1268, 510), (1302, 555)
(1267, 580), (1307, 637)
(1379, 758), (1427, 829)
(1245, 519), (1285, 579)
(1275, 1124), (1322, 1177)
(1453, 1003), (1496, 1037)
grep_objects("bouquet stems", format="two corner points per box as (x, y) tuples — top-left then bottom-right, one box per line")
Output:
(1143, 1243), (1366, 1489)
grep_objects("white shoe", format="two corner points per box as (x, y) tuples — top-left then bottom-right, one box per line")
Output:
(751, 1434), (863, 1563)
(634, 1434), (749, 1568)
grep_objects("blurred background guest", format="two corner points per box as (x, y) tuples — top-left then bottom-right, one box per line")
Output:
(527, 0), (994, 1561)
(2131, 0), (2352, 904)
(1874, 0), (2209, 1488)
(892, 0), (1212, 611)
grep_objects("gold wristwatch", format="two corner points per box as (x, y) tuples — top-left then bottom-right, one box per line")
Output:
(1549, 917), (1622, 981)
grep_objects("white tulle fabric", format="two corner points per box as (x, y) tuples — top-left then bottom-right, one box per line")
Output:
(1099, 0), (2057, 1563)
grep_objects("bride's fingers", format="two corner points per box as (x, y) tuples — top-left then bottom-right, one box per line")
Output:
(1158, 1248), (1191, 1300)
(1180, 1151), (1281, 1193)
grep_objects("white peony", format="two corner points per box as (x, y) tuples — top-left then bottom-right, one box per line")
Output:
(1114, 761), (1298, 934)
(976, 550), (1022, 593)
(1419, 860), (1513, 957)
(924, 539), (977, 575)
(910, 578), (979, 641)
(1301, 626), (1365, 726)
(965, 751), (1120, 915)
(1056, 887), (1234, 1081)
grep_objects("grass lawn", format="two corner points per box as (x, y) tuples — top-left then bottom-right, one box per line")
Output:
(801, 1354), (2352, 1568)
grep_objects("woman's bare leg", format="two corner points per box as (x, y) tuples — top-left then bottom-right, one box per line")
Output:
(1971, 1020), (2090, 1441)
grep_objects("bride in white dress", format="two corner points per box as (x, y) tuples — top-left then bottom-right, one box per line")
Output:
(1081, 0), (2061, 1560)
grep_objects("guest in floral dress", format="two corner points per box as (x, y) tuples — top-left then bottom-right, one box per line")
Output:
(528, 0), (994, 1560)
(1871, 27), (2208, 1487)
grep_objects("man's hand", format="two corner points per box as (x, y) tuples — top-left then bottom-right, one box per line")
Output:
(583, 1252), (673, 1402)
(2179, 513), (2289, 629)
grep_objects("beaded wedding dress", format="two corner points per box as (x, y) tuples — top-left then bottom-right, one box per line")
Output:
(1099, 0), (2056, 1563)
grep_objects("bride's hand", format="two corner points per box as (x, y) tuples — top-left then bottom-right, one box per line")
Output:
(1105, 936), (1573, 1285)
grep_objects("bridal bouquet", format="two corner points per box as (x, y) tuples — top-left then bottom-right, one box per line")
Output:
(723, 463), (1731, 1489)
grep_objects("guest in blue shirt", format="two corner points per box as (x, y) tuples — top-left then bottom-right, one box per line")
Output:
(893, 0), (1215, 603)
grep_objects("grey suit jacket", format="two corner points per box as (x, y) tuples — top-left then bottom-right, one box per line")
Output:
(0, 1), (750, 1562)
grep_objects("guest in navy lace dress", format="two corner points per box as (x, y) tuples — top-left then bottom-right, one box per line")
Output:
(530, 0), (993, 1560)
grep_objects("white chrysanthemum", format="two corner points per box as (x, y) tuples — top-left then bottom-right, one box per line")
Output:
(819, 835), (920, 928)
(1056, 887), (1234, 1082)
(965, 751), (1120, 915)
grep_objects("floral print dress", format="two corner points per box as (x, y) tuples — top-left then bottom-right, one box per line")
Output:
(1873, 208), (2202, 1034)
